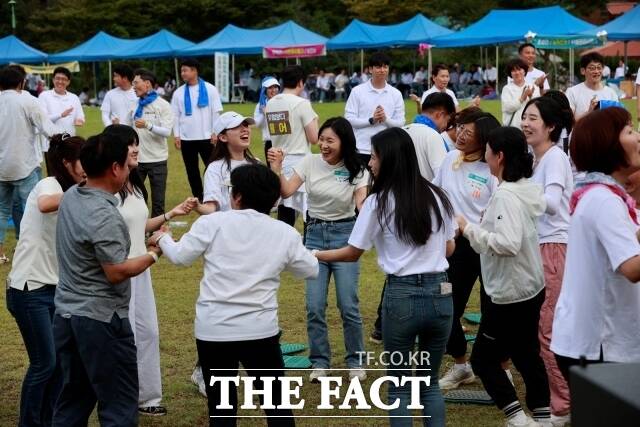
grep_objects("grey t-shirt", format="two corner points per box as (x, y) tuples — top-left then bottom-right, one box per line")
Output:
(54, 184), (132, 323)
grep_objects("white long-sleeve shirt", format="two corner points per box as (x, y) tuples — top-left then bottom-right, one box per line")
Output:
(345, 80), (405, 155)
(0, 90), (61, 181)
(171, 81), (223, 140)
(38, 89), (84, 135)
(501, 82), (540, 128)
(158, 209), (318, 341)
(100, 87), (138, 127)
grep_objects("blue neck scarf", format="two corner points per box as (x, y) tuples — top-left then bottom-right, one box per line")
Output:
(259, 76), (278, 108)
(413, 114), (450, 152)
(184, 78), (209, 116)
(134, 90), (158, 119)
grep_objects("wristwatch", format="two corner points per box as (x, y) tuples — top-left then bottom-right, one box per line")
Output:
(368, 117), (375, 125)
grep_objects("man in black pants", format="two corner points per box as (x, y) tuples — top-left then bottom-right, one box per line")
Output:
(171, 58), (224, 202)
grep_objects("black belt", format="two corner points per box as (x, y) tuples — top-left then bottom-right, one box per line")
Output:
(306, 215), (356, 226)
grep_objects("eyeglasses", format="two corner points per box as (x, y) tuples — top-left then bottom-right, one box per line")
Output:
(53, 77), (69, 82)
(586, 65), (603, 72)
(456, 124), (475, 138)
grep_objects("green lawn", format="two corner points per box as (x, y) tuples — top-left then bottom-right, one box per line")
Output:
(1, 99), (637, 426)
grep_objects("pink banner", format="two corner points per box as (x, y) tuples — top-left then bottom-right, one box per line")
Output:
(263, 44), (326, 59)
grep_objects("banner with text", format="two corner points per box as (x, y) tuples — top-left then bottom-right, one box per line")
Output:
(214, 52), (230, 103)
(263, 44), (326, 59)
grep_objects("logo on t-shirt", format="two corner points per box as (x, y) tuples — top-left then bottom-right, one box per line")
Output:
(266, 111), (292, 136)
(334, 169), (350, 183)
(467, 173), (488, 199)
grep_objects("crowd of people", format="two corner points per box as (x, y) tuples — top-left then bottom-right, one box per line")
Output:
(1, 41), (640, 427)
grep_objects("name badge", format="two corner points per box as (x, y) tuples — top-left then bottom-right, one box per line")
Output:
(334, 169), (350, 183)
(266, 110), (292, 136)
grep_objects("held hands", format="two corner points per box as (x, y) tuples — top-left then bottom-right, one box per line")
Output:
(147, 228), (170, 249)
(455, 215), (468, 234)
(169, 197), (199, 218)
(267, 147), (285, 171)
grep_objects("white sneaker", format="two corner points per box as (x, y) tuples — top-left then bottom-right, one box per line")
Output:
(505, 369), (515, 386)
(349, 368), (367, 381)
(309, 368), (329, 383)
(191, 366), (207, 397)
(505, 415), (541, 427)
(439, 363), (475, 390)
(550, 414), (570, 427)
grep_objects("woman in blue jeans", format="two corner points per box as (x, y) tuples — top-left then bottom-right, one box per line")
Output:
(313, 127), (456, 427)
(268, 117), (369, 382)
(6, 133), (86, 427)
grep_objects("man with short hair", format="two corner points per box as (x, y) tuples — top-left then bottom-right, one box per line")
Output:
(52, 132), (163, 427)
(565, 52), (619, 121)
(171, 58), (223, 202)
(131, 68), (174, 217)
(483, 62), (498, 88)
(0, 66), (60, 263)
(404, 92), (456, 181)
(515, 43), (550, 93)
(265, 65), (319, 226)
(101, 64), (138, 127)
(345, 51), (405, 165)
(38, 66), (85, 135)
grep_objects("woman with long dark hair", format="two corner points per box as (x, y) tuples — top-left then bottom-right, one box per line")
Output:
(103, 124), (196, 416)
(457, 126), (550, 427)
(312, 127), (456, 426)
(268, 117), (369, 382)
(6, 133), (86, 427)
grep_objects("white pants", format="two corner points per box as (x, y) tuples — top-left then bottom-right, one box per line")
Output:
(129, 268), (163, 407)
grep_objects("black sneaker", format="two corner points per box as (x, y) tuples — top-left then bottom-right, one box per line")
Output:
(139, 406), (167, 416)
(369, 330), (382, 344)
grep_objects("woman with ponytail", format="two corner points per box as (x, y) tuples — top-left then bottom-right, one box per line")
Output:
(456, 127), (550, 427)
(6, 133), (86, 427)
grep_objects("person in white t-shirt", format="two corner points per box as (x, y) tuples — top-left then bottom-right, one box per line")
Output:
(6, 134), (86, 427)
(268, 117), (369, 383)
(565, 52), (619, 121)
(265, 65), (319, 226)
(253, 76), (280, 166)
(552, 107), (640, 381)
(410, 64), (462, 115)
(171, 58), (223, 203)
(502, 59), (540, 128)
(614, 59), (627, 79)
(458, 127), (550, 427)
(314, 128), (456, 426)
(433, 111), (501, 391)
(105, 124), (196, 416)
(149, 163), (318, 425)
(345, 52), (405, 165)
(101, 64), (138, 127)
(521, 97), (573, 424)
(515, 43), (550, 93)
(38, 66), (85, 136)
(197, 112), (258, 215)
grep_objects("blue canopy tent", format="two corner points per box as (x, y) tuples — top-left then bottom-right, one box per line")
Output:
(0, 35), (47, 64)
(432, 6), (596, 89)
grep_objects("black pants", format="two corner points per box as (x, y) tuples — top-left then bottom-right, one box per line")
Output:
(52, 314), (138, 427)
(137, 160), (168, 218)
(180, 139), (213, 202)
(555, 351), (604, 386)
(470, 290), (549, 411)
(196, 333), (295, 427)
(446, 235), (486, 358)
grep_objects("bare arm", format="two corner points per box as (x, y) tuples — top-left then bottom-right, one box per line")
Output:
(37, 194), (63, 213)
(316, 245), (364, 263)
(355, 186), (367, 212)
(618, 255), (640, 283)
(304, 117), (319, 145)
(101, 250), (159, 285)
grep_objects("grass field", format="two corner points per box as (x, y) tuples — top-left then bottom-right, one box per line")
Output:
(1, 99), (637, 426)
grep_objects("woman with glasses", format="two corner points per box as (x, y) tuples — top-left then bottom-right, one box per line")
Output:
(433, 111), (501, 391)
(268, 117), (369, 383)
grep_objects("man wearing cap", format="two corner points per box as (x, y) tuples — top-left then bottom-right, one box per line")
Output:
(131, 68), (174, 218)
(345, 51), (405, 165)
(264, 65), (318, 227)
(171, 58), (224, 202)
(253, 76), (280, 166)
(101, 64), (138, 127)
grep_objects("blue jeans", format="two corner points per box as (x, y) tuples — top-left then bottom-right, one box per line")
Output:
(6, 285), (60, 427)
(382, 272), (453, 427)
(304, 219), (364, 369)
(0, 169), (39, 245)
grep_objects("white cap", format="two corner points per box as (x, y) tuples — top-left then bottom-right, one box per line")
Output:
(262, 77), (280, 88)
(213, 112), (255, 135)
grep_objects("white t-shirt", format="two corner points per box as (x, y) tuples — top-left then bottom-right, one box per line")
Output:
(294, 154), (369, 221)
(433, 150), (498, 225)
(552, 187), (640, 363)
(403, 123), (447, 181)
(531, 146), (573, 244)
(38, 89), (84, 136)
(420, 86), (459, 107)
(265, 93), (318, 155)
(171, 81), (223, 140)
(203, 158), (250, 212)
(116, 191), (149, 258)
(100, 87), (138, 127)
(253, 103), (271, 141)
(158, 209), (318, 341)
(348, 192), (456, 276)
(8, 177), (63, 290)
(565, 82), (619, 117)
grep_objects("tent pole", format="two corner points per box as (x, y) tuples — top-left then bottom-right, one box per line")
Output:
(92, 62), (97, 100)
(569, 48), (574, 87)
(108, 61), (112, 90)
(495, 45), (499, 94)
(360, 49), (364, 74)
(427, 48), (432, 89)
(624, 41), (628, 79)
(174, 58), (179, 86)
